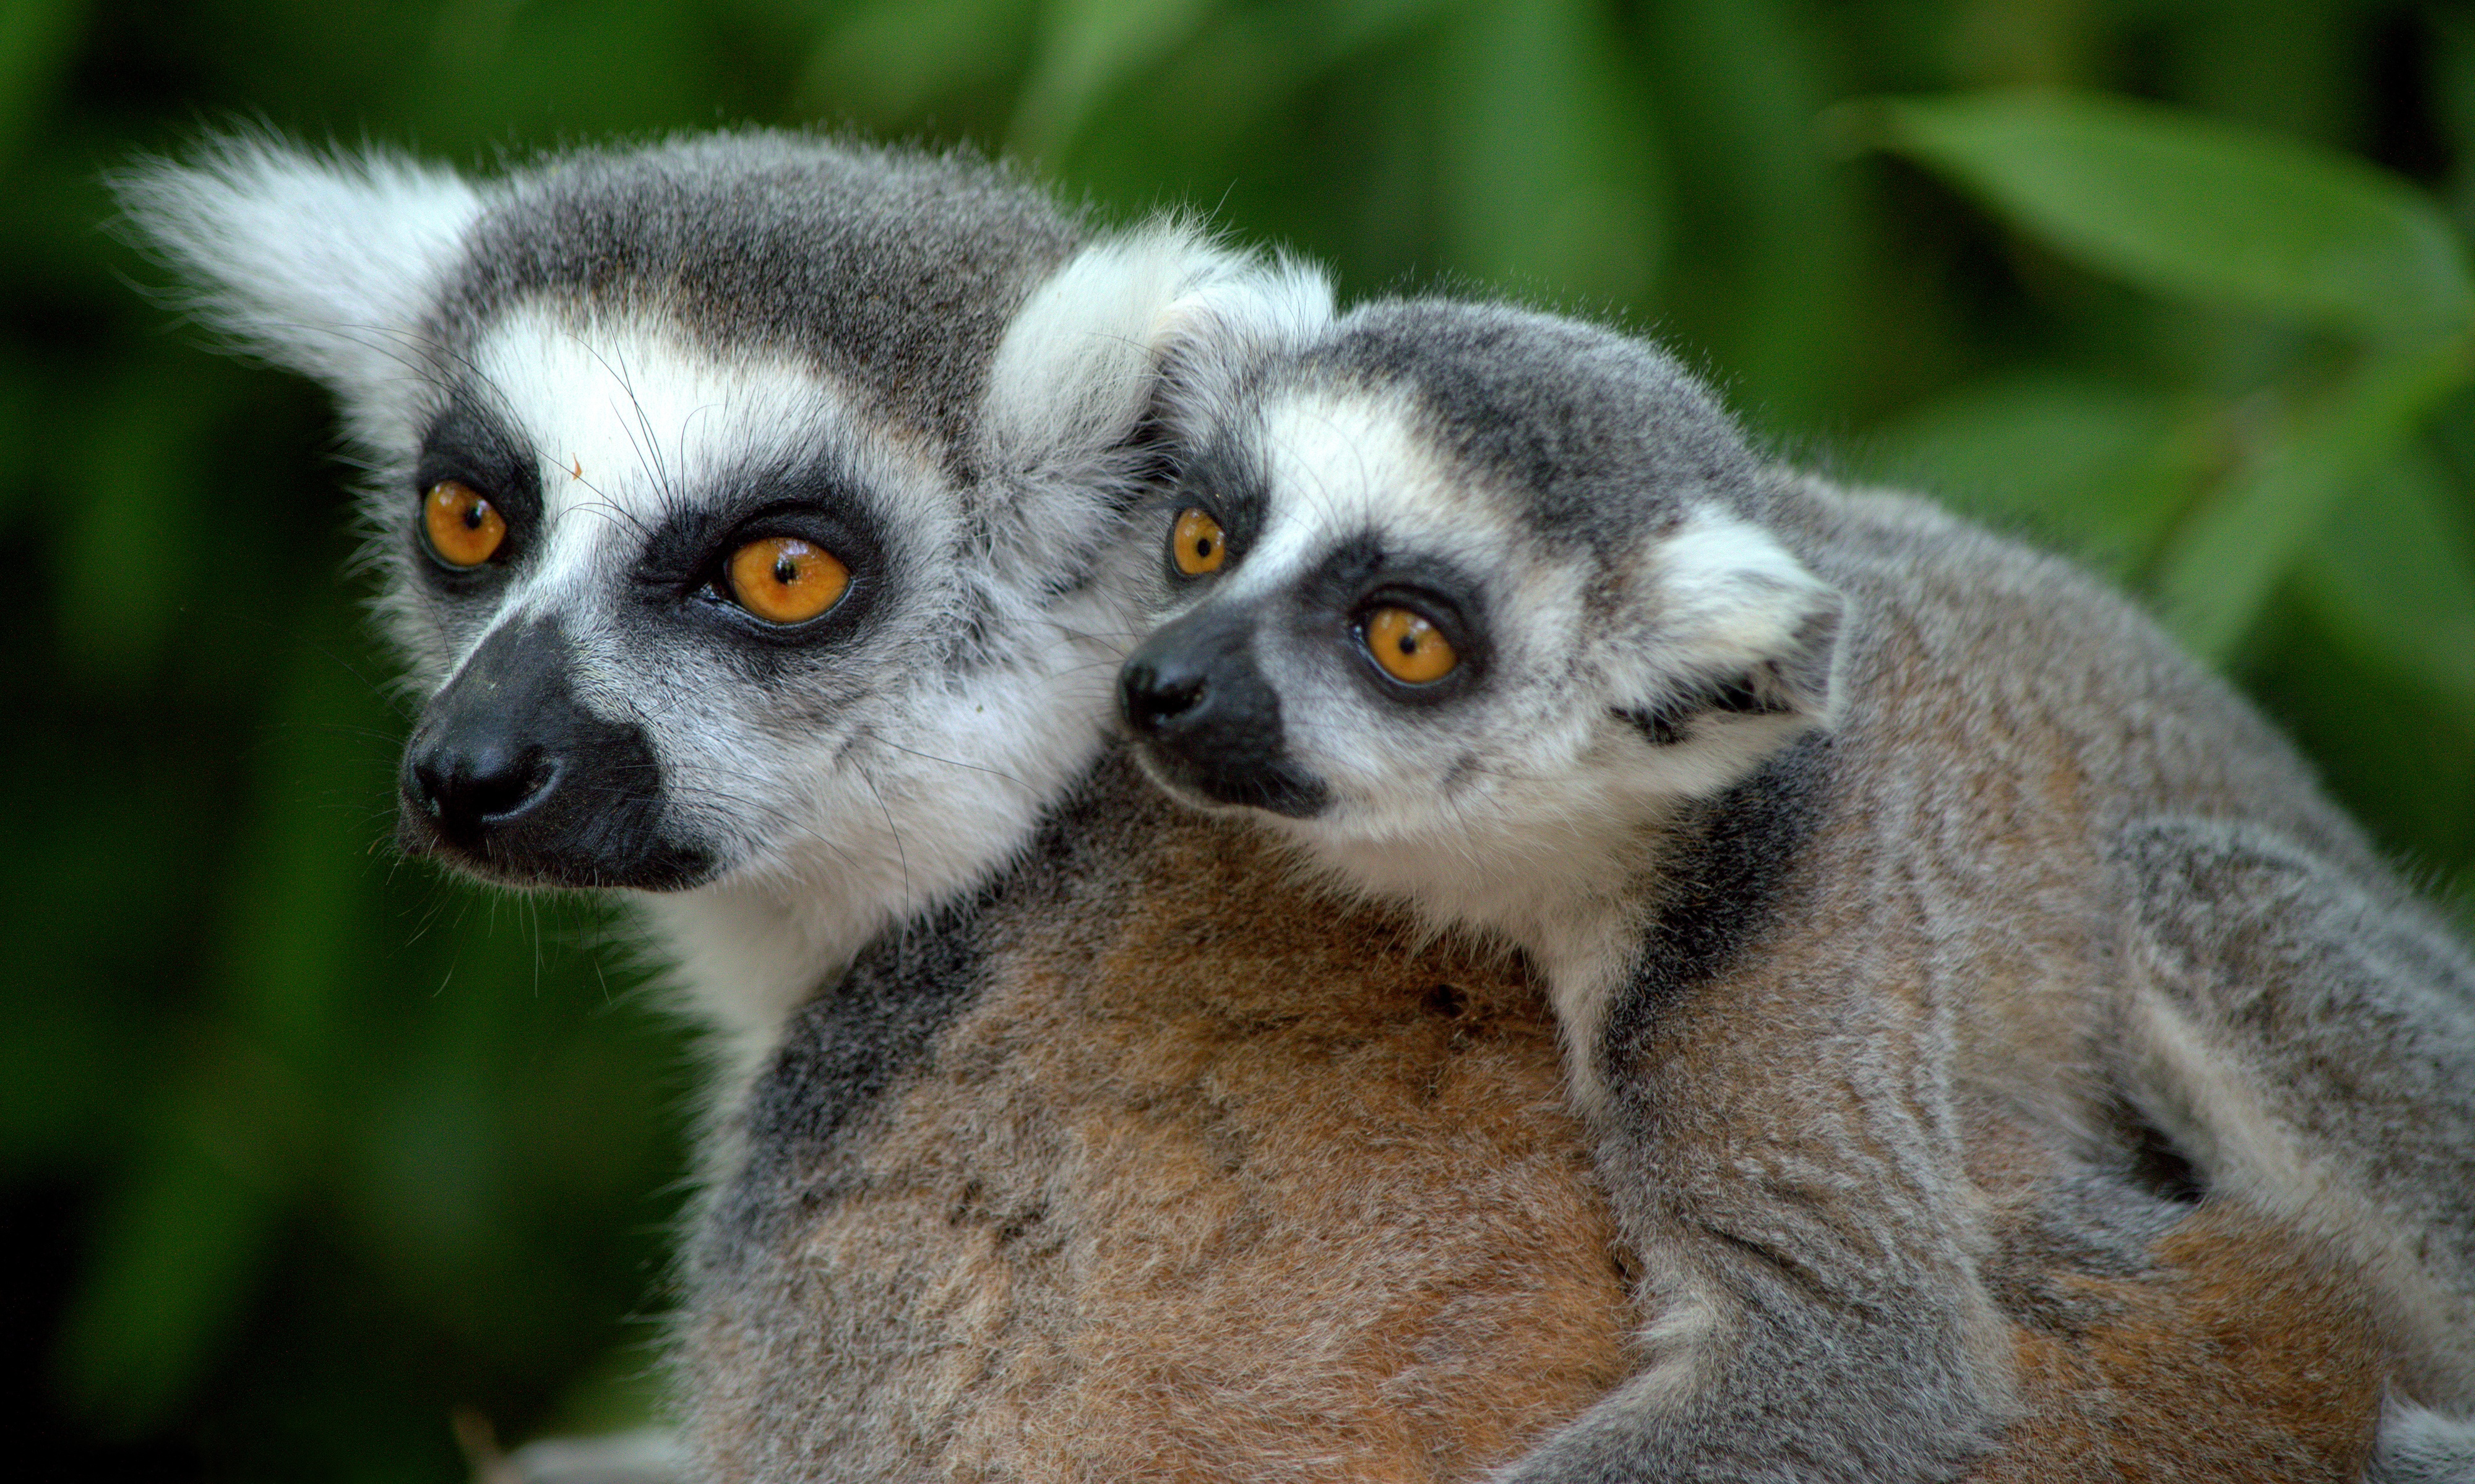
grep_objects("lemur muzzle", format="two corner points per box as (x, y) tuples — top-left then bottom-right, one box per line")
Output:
(398, 616), (712, 889)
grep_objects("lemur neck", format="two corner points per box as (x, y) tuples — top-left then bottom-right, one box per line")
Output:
(636, 660), (1121, 1082)
(1298, 807), (1669, 1113)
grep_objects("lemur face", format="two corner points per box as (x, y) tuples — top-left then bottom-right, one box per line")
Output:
(125, 134), (1326, 977)
(385, 306), (989, 893)
(1120, 301), (1841, 891)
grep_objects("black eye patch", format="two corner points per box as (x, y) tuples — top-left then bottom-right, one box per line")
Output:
(628, 457), (890, 647)
(1291, 533), (1489, 695)
(413, 390), (544, 545)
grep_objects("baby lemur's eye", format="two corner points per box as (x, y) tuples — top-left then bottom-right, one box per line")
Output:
(1362, 606), (1458, 685)
(1171, 508), (1226, 576)
(423, 479), (506, 567)
(726, 535), (851, 625)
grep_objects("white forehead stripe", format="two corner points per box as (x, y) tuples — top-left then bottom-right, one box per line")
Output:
(1241, 390), (1517, 590)
(463, 306), (945, 584)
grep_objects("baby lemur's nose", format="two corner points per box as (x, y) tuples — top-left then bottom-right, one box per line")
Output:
(1119, 656), (1208, 737)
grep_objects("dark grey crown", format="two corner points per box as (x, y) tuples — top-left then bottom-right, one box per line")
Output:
(1284, 299), (1762, 551)
(430, 132), (1087, 466)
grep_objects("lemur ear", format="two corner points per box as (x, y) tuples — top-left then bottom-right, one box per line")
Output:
(976, 225), (1331, 578)
(981, 224), (1332, 470)
(1616, 513), (1844, 742)
(112, 135), (482, 433)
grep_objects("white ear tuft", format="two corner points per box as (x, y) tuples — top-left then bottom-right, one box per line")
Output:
(979, 221), (1332, 476)
(1627, 512), (1844, 726)
(113, 135), (483, 428)
(973, 223), (1332, 591)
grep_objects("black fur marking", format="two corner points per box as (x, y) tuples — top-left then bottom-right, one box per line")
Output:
(1119, 602), (1330, 818)
(1614, 674), (1794, 748)
(1600, 729), (1833, 1062)
(1614, 703), (1689, 747)
(2127, 1117), (2207, 1206)
(1162, 429), (1268, 577)
(698, 885), (998, 1274)
(397, 615), (713, 889)
(412, 388), (545, 582)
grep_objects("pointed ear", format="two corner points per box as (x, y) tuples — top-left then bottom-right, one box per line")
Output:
(974, 222), (1332, 582)
(112, 135), (483, 427)
(979, 221), (1332, 476)
(1618, 513), (1844, 739)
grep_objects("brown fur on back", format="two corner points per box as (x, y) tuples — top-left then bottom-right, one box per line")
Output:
(687, 776), (1629, 1482)
(1981, 1198), (2383, 1483)
(686, 760), (2387, 1482)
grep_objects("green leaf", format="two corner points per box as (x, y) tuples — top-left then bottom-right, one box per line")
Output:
(1432, 0), (1664, 306)
(1008, 0), (1220, 161)
(1866, 90), (2475, 341)
(58, 359), (230, 680)
(1862, 372), (2200, 577)
(2295, 446), (2475, 726)
(2153, 341), (2473, 663)
(0, 0), (85, 163)
(797, 0), (1036, 127)
(54, 1055), (295, 1432)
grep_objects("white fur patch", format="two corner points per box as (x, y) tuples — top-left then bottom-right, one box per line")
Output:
(458, 304), (932, 640)
(115, 137), (483, 444)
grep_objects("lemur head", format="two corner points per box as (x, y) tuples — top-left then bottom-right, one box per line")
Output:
(120, 131), (1330, 1032)
(1119, 299), (1841, 933)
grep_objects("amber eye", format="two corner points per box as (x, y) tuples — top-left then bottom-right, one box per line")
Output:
(1171, 507), (1226, 576)
(1362, 606), (1458, 685)
(726, 536), (851, 625)
(423, 479), (506, 567)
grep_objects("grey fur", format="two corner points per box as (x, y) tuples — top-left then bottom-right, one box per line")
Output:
(431, 134), (1079, 463)
(1124, 294), (2475, 1481)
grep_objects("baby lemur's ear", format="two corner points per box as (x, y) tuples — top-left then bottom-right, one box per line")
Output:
(1614, 513), (1844, 744)
(111, 135), (483, 438)
(975, 225), (1332, 580)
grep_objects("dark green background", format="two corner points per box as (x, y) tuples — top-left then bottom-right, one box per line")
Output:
(8, 2), (2473, 1480)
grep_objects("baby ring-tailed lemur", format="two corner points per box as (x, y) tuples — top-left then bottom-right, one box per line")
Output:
(119, 136), (2420, 1482)
(1119, 296), (2475, 1481)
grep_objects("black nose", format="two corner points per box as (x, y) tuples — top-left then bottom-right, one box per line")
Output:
(406, 732), (556, 837)
(1119, 655), (1210, 737)
(1116, 607), (1329, 818)
(395, 616), (713, 890)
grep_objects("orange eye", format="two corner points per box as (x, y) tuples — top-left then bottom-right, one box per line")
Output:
(423, 479), (506, 567)
(1362, 606), (1458, 685)
(726, 536), (850, 625)
(1171, 507), (1226, 575)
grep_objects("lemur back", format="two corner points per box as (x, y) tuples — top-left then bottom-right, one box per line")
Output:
(691, 747), (2390, 1483)
(1117, 298), (2475, 1480)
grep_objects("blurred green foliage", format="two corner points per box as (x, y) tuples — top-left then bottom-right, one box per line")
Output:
(7, 1), (2473, 1480)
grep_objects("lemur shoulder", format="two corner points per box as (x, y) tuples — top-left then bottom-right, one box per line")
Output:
(694, 745), (2390, 1483)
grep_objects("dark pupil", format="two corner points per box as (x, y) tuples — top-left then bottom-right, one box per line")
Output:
(458, 500), (484, 530)
(1193, 534), (1214, 557)
(773, 553), (800, 585)
(1397, 633), (1419, 655)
